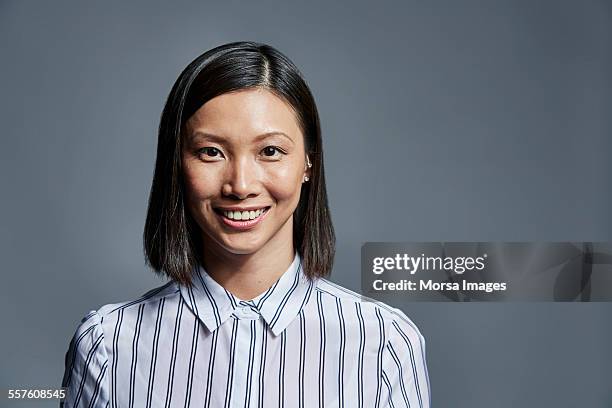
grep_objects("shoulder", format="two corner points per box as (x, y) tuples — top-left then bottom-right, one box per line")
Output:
(68, 281), (181, 344)
(94, 280), (180, 322)
(314, 280), (431, 403)
(314, 277), (426, 341)
(63, 281), (180, 373)
(61, 308), (110, 404)
(64, 309), (107, 368)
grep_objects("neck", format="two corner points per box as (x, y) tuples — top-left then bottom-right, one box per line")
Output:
(200, 219), (295, 301)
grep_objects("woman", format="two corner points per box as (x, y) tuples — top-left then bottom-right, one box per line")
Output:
(61, 41), (430, 408)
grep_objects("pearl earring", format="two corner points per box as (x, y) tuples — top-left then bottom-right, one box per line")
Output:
(304, 157), (311, 183)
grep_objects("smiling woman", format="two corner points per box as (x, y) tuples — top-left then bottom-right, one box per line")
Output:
(60, 41), (431, 408)
(180, 89), (311, 299)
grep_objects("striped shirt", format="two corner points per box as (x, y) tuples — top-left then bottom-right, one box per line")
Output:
(61, 253), (430, 407)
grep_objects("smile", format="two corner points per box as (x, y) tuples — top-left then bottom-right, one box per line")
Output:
(214, 206), (271, 230)
(222, 208), (268, 220)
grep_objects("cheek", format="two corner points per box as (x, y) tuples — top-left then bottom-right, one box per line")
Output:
(182, 167), (217, 201)
(264, 165), (303, 201)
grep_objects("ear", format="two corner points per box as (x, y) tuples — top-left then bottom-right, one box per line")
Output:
(303, 154), (312, 183)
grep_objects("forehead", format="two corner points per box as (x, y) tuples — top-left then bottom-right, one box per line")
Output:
(185, 88), (302, 143)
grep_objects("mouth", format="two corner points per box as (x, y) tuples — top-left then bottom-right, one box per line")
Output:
(213, 206), (271, 230)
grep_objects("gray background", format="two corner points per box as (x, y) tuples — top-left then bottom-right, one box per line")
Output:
(1, 0), (610, 406)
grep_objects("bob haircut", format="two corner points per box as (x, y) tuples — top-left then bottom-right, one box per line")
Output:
(144, 41), (335, 287)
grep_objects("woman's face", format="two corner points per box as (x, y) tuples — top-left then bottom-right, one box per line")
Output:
(182, 88), (309, 257)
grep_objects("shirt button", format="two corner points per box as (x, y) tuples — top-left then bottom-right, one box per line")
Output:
(236, 307), (258, 319)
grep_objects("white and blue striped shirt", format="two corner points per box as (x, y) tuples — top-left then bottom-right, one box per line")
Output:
(61, 253), (430, 407)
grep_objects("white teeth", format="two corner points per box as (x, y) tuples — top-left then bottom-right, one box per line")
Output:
(222, 208), (267, 221)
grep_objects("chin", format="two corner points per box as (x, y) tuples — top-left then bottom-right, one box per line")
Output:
(218, 236), (267, 255)
(223, 247), (259, 256)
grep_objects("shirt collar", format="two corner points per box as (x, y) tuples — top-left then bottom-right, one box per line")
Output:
(179, 253), (315, 336)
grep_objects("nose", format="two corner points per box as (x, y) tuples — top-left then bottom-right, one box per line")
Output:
(222, 156), (260, 199)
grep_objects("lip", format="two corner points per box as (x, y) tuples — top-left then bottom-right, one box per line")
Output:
(215, 206), (271, 231)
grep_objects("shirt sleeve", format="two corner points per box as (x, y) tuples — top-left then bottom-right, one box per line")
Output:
(60, 310), (109, 408)
(380, 308), (431, 408)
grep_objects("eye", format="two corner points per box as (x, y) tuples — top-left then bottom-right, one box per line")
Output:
(197, 147), (224, 161)
(260, 146), (285, 159)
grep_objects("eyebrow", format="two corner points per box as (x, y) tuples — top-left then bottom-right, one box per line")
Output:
(189, 131), (295, 145)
